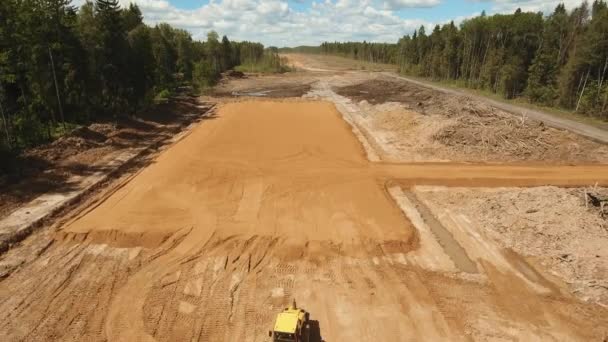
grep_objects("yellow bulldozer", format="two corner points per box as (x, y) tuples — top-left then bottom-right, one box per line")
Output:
(268, 300), (310, 342)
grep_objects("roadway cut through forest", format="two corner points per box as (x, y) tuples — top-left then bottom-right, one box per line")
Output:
(2, 100), (608, 341)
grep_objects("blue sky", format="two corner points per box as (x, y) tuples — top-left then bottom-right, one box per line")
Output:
(106, 0), (587, 47)
(168, 0), (491, 21)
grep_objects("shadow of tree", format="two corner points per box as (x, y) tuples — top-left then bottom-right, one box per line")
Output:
(0, 96), (213, 218)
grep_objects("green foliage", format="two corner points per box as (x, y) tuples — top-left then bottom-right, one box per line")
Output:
(559, 0), (608, 118)
(50, 122), (80, 140)
(235, 50), (290, 73)
(281, 42), (398, 64)
(293, 2), (608, 120)
(192, 60), (215, 89)
(278, 46), (320, 54)
(397, 11), (543, 96)
(0, 1), (271, 151)
(154, 89), (172, 104)
(393, 2), (608, 119)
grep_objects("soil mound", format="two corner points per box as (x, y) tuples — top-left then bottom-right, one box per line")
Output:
(336, 79), (608, 163)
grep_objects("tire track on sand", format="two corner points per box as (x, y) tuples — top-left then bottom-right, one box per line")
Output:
(104, 227), (205, 342)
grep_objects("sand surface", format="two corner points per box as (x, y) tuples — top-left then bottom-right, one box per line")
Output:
(2, 100), (608, 341)
(62, 101), (414, 249)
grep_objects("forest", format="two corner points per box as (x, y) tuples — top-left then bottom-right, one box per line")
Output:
(281, 43), (399, 65)
(3, 1), (607, 156)
(0, 0), (278, 152)
(287, 1), (608, 120)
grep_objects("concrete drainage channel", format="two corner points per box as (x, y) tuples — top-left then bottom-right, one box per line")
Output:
(0, 105), (214, 255)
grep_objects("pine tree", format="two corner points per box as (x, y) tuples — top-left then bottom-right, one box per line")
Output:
(122, 3), (143, 32)
(151, 24), (178, 90)
(0, 0), (18, 148)
(571, 0), (608, 115)
(0, 0), (264, 154)
(525, 5), (569, 105)
(221, 35), (233, 70)
(127, 25), (154, 111)
(96, 0), (129, 115)
(174, 29), (194, 82)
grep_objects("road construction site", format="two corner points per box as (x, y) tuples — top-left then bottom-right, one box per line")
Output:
(1, 53), (608, 341)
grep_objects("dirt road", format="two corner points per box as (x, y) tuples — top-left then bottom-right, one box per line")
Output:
(2, 98), (608, 341)
(284, 53), (608, 144)
(386, 73), (608, 144)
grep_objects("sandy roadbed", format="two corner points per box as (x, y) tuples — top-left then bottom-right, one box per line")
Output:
(2, 100), (608, 341)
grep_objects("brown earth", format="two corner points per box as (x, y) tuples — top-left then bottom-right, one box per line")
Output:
(210, 73), (315, 99)
(335, 79), (443, 106)
(3, 100), (608, 341)
(60, 101), (414, 249)
(334, 79), (608, 163)
(282, 53), (398, 72)
(3, 54), (608, 342)
(0, 96), (209, 218)
(415, 186), (608, 306)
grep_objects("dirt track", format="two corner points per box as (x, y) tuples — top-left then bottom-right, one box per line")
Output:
(61, 101), (414, 249)
(388, 73), (608, 144)
(2, 99), (608, 341)
(2, 56), (608, 341)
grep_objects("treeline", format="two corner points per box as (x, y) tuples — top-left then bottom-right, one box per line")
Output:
(299, 2), (608, 119)
(281, 42), (398, 64)
(279, 46), (322, 54)
(319, 42), (398, 64)
(397, 2), (608, 118)
(236, 47), (291, 73)
(0, 0), (269, 151)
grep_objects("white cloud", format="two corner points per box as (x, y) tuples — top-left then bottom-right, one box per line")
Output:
(383, 0), (441, 10)
(91, 0), (433, 47)
(471, 0), (588, 14)
(69, 0), (590, 48)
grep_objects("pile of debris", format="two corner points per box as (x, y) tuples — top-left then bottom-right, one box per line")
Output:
(223, 70), (246, 79)
(584, 187), (608, 220)
(335, 79), (608, 163)
(335, 79), (446, 113)
(417, 186), (608, 306)
(29, 126), (109, 162)
(0, 96), (206, 219)
(433, 108), (608, 163)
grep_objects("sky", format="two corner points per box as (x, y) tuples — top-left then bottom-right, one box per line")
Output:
(77, 0), (591, 47)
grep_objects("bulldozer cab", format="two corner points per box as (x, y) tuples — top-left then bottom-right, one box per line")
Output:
(273, 331), (297, 342)
(269, 301), (308, 342)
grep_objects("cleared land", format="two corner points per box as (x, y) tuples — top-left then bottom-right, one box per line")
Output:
(334, 78), (608, 163)
(0, 96), (208, 218)
(1, 54), (608, 341)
